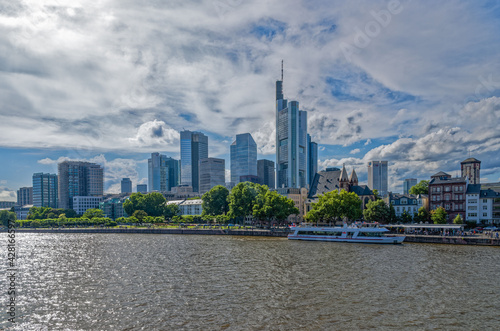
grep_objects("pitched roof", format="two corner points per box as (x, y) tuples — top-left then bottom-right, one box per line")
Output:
(339, 164), (349, 182)
(350, 168), (358, 182)
(349, 185), (373, 196)
(429, 176), (466, 185)
(308, 169), (341, 198)
(466, 184), (481, 194)
(461, 157), (481, 164)
(431, 171), (451, 177)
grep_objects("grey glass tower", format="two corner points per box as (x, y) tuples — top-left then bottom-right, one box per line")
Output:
(307, 134), (318, 188)
(230, 133), (257, 184)
(276, 65), (308, 188)
(180, 130), (208, 193)
(199, 158), (225, 195)
(33, 173), (58, 208)
(121, 178), (132, 194)
(257, 159), (275, 189)
(148, 153), (180, 192)
(367, 161), (388, 196)
(57, 161), (103, 210)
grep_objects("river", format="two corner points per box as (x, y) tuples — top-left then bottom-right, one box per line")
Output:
(2, 233), (499, 330)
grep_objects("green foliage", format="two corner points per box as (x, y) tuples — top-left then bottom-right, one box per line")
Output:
(305, 190), (362, 223)
(83, 208), (104, 219)
(453, 214), (464, 224)
(123, 192), (166, 217)
(228, 182), (266, 219)
(252, 190), (299, 223)
(389, 204), (397, 223)
(416, 206), (430, 223)
(27, 207), (77, 220)
(409, 180), (429, 195)
(1, 210), (17, 227)
(363, 199), (390, 223)
(431, 207), (447, 224)
(164, 204), (181, 220)
(401, 211), (413, 224)
(132, 210), (148, 222)
(202, 185), (229, 216)
(372, 189), (380, 200)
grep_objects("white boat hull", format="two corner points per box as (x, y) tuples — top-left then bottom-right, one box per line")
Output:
(288, 234), (405, 244)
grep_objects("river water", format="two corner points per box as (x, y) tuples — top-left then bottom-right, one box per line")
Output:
(2, 233), (499, 330)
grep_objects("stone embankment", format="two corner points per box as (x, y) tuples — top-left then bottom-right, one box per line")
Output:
(401, 235), (500, 246)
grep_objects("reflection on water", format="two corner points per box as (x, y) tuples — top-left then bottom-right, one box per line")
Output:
(2, 233), (499, 330)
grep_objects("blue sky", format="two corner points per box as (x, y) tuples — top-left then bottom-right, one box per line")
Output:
(1, 0), (500, 201)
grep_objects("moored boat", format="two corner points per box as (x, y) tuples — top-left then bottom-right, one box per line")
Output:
(288, 223), (405, 244)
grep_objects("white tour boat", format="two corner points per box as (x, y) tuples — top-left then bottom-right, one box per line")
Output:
(288, 223), (405, 244)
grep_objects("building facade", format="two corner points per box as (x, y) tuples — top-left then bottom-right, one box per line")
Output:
(100, 197), (128, 220)
(461, 157), (481, 185)
(386, 193), (420, 217)
(58, 161), (104, 210)
(148, 153), (180, 192)
(72, 196), (104, 215)
(307, 134), (318, 189)
(466, 185), (500, 225)
(257, 159), (275, 189)
(199, 158), (225, 195)
(403, 178), (417, 195)
(367, 161), (388, 196)
(166, 199), (203, 216)
(276, 73), (308, 189)
(136, 184), (147, 193)
(275, 187), (309, 222)
(230, 133), (257, 184)
(428, 172), (467, 222)
(33, 173), (58, 208)
(0, 201), (16, 208)
(17, 187), (33, 206)
(180, 130), (208, 193)
(121, 178), (132, 194)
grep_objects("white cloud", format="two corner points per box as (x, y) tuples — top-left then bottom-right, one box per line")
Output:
(0, 185), (16, 202)
(128, 120), (180, 149)
(350, 148), (361, 154)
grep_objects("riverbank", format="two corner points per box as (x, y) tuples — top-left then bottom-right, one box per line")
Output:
(4, 228), (500, 245)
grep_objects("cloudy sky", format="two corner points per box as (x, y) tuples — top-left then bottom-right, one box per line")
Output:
(1, 0), (500, 201)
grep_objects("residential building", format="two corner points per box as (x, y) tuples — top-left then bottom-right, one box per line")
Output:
(72, 196), (104, 215)
(385, 193), (419, 218)
(100, 197), (128, 221)
(13, 204), (32, 220)
(121, 178), (132, 194)
(403, 178), (417, 195)
(466, 184), (500, 225)
(307, 134), (318, 188)
(428, 171), (467, 222)
(199, 158), (225, 195)
(58, 161), (104, 210)
(180, 130), (208, 193)
(166, 199), (203, 216)
(257, 159), (275, 189)
(367, 161), (388, 196)
(461, 157), (481, 185)
(148, 153), (180, 192)
(276, 66), (308, 189)
(136, 184), (147, 193)
(230, 133), (257, 184)
(17, 187), (33, 206)
(0, 201), (16, 209)
(32, 173), (58, 208)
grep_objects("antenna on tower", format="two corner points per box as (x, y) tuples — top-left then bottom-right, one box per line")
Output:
(281, 60), (283, 81)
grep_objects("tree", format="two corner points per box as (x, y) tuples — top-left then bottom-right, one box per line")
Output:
(142, 192), (167, 216)
(83, 208), (105, 219)
(228, 182), (266, 220)
(123, 193), (145, 216)
(305, 190), (362, 223)
(431, 207), (447, 224)
(389, 203), (397, 223)
(401, 211), (413, 224)
(202, 185), (229, 216)
(252, 190), (299, 225)
(164, 203), (181, 220)
(409, 180), (429, 195)
(132, 210), (148, 222)
(363, 199), (390, 223)
(1, 210), (16, 227)
(339, 190), (363, 221)
(372, 189), (380, 200)
(416, 206), (430, 223)
(453, 214), (464, 224)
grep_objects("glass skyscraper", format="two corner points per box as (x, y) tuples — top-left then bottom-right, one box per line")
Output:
(199, 158), (225, 195)
(148, 153), (180, 192)
(180, 130), (208, 193)
(230, 133), (257, 184)
(57, 161), (104, 210)
(307, 134), (318, 188)
(121, 178), (132, 194)
(33, 173), (58, 208)
(367, 161), (388, 196)
(257, 159), (275, 189)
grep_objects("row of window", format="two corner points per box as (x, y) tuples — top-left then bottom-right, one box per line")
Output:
(467, 213), (489, 218)
(431, 186), (464, 193)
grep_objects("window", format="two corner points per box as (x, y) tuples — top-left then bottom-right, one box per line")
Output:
(459, 186), (463, 191)
(445, 204), (450, 210)
(483, 213), (488, 217)
(483, 199), (488, 203)
(437, 187), (441, 192)
(469, 206), (477, 210)
(468, 199), (476, 204)
(483, 206), (487, 210)
(445, 186), (450, 192)
(445, 195), (450, 201)
(391, 200), (395, 205)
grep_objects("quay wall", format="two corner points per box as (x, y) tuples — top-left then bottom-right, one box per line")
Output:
(402, 235), (500, 246)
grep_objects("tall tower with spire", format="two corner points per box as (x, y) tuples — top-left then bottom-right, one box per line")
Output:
(275, 62), (308, 189)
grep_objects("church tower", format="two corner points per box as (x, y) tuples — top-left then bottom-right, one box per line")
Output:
(339, 164), (350, 191)
(461, 158), (481, 184)
(349, 168), (358, 186)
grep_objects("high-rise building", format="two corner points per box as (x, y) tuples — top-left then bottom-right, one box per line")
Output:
(403, 178), (417, 194)
(136, 184), (147, 193)
(17, 187), (33, 206)
(276, 64), (308, 189)
(307, 134), (318, 188)
(199, 158), (225, 195)
(461, 157), (481, 185)
(58, 161), (104, 210)
(367, 161), (388, 196)
(32, 173), (58, 208)
(121, 178), (132, 194)
(257, 159), (275, 189)
(230, 133), (257, 184)
(148, 153), (180, 192)
(180, 130), (208, 193)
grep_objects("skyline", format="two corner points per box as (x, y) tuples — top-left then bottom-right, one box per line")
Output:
(1, 0), (500, 201)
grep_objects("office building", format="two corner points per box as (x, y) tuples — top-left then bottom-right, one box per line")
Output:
(0, 201), (16, 208)
(199, 158), (225, 195)
(72, 196), (103, 215)
(276, 64), (308, 188)
(367, 161), (388, 196)
(403, 178), (417, 195)
(17, 187), (33, 206)
(180, 130), (208, 193)
(461, 157), (481, 185)
(136, 184), (147, 193)
(257, 159), (275, 189)
(307, 134), (318, 188)
(32, 173), (58, 208)
(121, 178), (132, 194)
(148, 153), (180, 192)
(58, 161), (104, 210)
(230, 133), (257, 184)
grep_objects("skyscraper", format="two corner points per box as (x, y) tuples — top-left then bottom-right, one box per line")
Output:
(257, 159), (275, 189)
(367, 161), (388, 196)
(199, 158), (225, 195)
(307, 134), (318, 188)
(121, 178), (132, 194)
(403, 178), (417, 194)
(230, 133), (257, 184)
(32, 173), (58, 208)
(58, 161), (104, 210)
(148, 153), (180, 192)
(17, 187), (33, 206)
(461, 157), (481, 184)
(136, 184), (147, 193)
(276, 64), (308, 188)
(180, 130), (208, 193)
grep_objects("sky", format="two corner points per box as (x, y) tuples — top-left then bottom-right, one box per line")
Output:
(1, 0), (500, 201)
